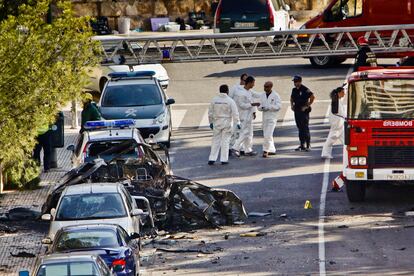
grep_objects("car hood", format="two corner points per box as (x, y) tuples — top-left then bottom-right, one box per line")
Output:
(100, 105), (164, 120)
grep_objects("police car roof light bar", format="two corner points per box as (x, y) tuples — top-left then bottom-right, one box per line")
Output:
(84, 119), (136, 130)
(108, 71), (156, 79)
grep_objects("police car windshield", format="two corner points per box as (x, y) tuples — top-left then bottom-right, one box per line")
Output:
(102, 84), (162, 107)
(86, 139), (141, 160)
(348, 79), (414, 119)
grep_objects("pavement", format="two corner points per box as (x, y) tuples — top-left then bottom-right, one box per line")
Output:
(1, 57), (414, 275)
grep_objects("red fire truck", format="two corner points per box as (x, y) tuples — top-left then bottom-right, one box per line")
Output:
(338, 67), (414, 202)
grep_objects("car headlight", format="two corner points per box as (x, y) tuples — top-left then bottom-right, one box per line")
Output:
(350, 157), (367, 166)
(350, 157), (359, 166)
(358, 157), (367, 166)
(154, 113), (166, 125)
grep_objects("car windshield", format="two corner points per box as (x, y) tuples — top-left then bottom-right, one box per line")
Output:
(54, 229), (119, 252)
(102, 84), (162, 107)
(56, 193), (126, 220)
(85, 139), (142, 161)
(348, 79), (414, 119)
(36, 261), (98, 276)
(221, 0), (267, 14)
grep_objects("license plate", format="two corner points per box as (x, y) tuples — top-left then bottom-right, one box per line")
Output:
(235, 22), (255, 28)
(387, 174), (410, 180)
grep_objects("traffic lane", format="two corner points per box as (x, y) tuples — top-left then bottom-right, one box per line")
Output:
(164, 58), (353, 104)
(325, 160), (414, 275)
(163, 127), (332, 274)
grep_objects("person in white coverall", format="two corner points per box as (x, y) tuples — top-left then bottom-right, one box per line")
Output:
(208, 85), (241, 165)
(321, 87), (346, 159)
(229, 73), (248, 150)
(259, 81), (282, 158)
(231, 76), (261, 157)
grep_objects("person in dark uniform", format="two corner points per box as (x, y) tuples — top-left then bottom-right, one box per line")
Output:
(290, 76), (315, 152)
(353, 36), (377, 71)
(80, 93), (101, 133)
(33, 124), (52, 172)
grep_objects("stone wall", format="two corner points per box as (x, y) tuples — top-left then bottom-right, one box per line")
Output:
(72, 0), (212, 31)
(71, 0), (329, 31)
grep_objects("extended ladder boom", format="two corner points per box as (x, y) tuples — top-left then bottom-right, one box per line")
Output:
(94, 24), (414, 65)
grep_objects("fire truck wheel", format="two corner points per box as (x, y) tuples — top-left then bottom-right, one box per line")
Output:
(345, 180), (366, 202)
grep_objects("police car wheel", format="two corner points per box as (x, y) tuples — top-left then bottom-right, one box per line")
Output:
(345, 180), (366, 202)
(309, 56), (333, 68)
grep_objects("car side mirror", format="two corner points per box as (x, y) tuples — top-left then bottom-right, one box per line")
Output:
(331, 94), (339, 115)
(130, 232), (140, 240)
(66, 144), (75, 152)
(41, 214), (52, 221)
(41, 238), (52, 245)
(166, 98), (175, 105)
(131, 209), (145, 217)
(19, 271), (30, 276)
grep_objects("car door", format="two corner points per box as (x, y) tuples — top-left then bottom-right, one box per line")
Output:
(118, 227), (139, 271)
(120, 187), (140, 234)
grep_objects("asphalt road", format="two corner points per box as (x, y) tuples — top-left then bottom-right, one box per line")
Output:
(140, 58), (414, 275)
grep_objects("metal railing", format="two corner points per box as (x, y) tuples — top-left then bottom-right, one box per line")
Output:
(94, 24), (414, 65)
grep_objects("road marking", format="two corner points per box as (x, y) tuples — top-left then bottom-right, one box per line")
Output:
(173, 99), (331, 107)
(324, 105), (331, 124)
(318, 67), (353, 276)
(198, 109), (210, 128)
(319, 158), (330, 276)
(282, 107), (296, 127)
(171, 109), (187, 129)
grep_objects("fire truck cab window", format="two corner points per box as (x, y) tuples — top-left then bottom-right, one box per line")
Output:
(349, 79), (414, 120)
(328, 0), (363, 21)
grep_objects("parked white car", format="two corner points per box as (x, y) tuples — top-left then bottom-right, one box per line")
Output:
(88, 64), (169, 93)
(42, 183), (149, 240)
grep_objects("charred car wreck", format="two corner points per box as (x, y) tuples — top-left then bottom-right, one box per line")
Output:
(42, 155), (247, 231)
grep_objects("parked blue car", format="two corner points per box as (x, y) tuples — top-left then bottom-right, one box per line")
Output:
(46, 224), (140, 276)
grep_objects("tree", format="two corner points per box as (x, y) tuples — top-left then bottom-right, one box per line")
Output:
(0, 0), (99, 189)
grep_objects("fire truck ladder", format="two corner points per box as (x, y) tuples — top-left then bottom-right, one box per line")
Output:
(94, 24), (414, 65)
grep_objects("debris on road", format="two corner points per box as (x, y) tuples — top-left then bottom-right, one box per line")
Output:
(405, 211), (414, 216)
(10, 251), (36, 258)
(240, 231), (267, 237)
(248, 212), (271, 217)
(338, 225), (349, 229)
(279, 213), (288, 218)
(0, 207), (40, 221)
(156, 248), (214, 254)
(0, 224), (17, 234)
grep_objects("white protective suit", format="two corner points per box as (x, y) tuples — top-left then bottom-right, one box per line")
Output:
(208, 93), (240, 162)
(232, 88), (260, 153)
(321, 98), (346, 158)
(229, 84), (245, 147)
(259, 91), (282, 153)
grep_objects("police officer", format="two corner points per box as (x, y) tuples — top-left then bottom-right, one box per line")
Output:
(354, 36), (377, 71)
(290, 76), (315, 151)
(80, 93), (101, 133)
(208, 85), (240, 165)
(33, 124), (52, 172)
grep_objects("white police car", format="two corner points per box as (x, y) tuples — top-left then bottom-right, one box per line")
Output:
(98, 71), (175, 147)
(67, 119), (147, 167)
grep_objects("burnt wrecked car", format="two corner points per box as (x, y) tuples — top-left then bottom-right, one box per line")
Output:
(42, 148), (171, 224)
(42, 160), (247, 230)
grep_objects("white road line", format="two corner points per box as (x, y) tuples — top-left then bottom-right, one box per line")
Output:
(324, 105), (331, 124)
(173, 99), (331, 107)
(171, 109), (187, 129)
(282, 108), (296, 127)
(319, 158), (330, 276)
(318, 67), (353, 276)
(198, 109), (210, 128)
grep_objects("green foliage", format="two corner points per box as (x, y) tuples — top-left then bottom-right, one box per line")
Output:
(0, 0), (100, 188)
(0, 0), (31, 21)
